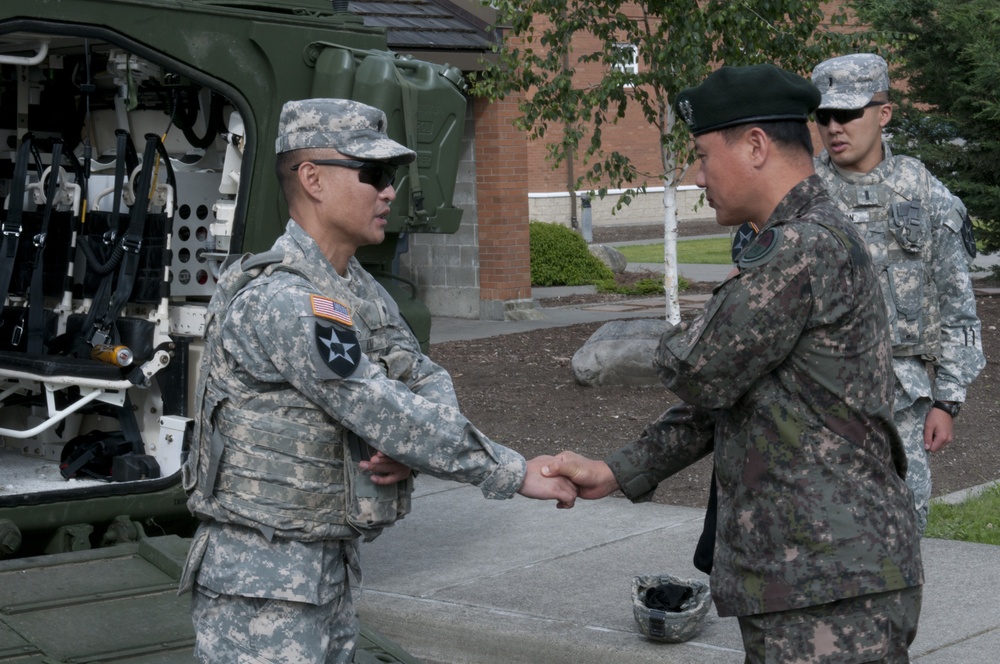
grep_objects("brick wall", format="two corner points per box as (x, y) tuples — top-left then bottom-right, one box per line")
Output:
(470, 95), (534, 320)
(401, 96), (534, 321)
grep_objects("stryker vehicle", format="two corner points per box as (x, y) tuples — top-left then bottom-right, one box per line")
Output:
(0, 0), (467, 660)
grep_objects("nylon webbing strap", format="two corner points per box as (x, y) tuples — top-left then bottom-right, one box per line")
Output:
(93, 133), (160, 345)
(74, 130), (133, 357)
(0, 134), (35, 306)
(25, 139), (64, 354)
(391, 63), (427, 222)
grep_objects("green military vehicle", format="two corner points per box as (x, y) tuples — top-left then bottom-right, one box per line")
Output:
(0, 1), (469, 660)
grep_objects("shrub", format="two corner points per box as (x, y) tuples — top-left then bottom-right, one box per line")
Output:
(529, 221), (614, 286)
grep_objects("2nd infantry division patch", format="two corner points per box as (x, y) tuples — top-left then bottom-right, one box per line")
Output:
(316, 322), (362, 377)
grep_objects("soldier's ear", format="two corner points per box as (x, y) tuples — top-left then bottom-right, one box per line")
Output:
(746, 126), (769, 169)
(878, 103), (893, 129)
(294, 161), (326, 200)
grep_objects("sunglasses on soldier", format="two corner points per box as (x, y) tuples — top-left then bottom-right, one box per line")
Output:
(815, 101), (887, 127)
(290, 159), (398, 191)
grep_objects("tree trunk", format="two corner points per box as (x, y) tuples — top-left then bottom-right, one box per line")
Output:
(662, 183), (680, 324)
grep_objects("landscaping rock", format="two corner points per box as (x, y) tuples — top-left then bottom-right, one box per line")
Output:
(571, 318), (670, 386)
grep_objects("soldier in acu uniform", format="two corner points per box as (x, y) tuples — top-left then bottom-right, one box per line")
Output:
(812, 54), (985, 534)
(178, 98), (577, 664)
(544, 65), (924, 662)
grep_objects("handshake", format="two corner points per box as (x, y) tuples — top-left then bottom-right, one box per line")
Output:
(517, 451), (622, 509)
(360, 450), (622, 508)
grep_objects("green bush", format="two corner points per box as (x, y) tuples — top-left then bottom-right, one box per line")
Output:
(529, 221), (614, 286)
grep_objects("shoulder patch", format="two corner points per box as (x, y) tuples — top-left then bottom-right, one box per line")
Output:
(960, 209), (977, 259)
(315, 322), (362, 378)
(731, 222), (758, 262)
(311, 294), (353, 327)
(737, 226), (782, 269)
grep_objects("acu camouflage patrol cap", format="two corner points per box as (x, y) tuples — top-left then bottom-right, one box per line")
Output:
(812, 54), (890, 110)
(674, 64), (820, 137)
(275, 98), (416, 165)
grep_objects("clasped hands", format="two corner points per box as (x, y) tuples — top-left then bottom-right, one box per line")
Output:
(362, 450), (619, 509)
(517, 450), (621, 509)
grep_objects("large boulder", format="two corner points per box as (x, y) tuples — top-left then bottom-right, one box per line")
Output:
(588, 244), (628, 274)
(572, 318), (670, 386)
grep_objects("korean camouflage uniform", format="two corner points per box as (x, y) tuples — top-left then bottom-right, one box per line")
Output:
(179, 221), (526, 663)
(815, 145), (985, 533)
(606, 176), (923, 655)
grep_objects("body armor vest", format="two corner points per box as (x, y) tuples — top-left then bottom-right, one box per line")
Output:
(816, 154), (941, 358)
(182, 246), (411, 542)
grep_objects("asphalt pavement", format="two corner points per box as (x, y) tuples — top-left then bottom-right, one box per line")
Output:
(356, 254), (1000, 664)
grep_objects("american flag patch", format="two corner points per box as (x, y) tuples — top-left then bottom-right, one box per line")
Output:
(311, 295), (353, 327)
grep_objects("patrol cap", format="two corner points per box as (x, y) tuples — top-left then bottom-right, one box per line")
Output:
(812, 54), (890, 110)
(275, 98), (416, 165)
(674, 64), (820, 137)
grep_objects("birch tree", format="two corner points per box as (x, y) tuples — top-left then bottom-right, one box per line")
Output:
(472, 1), (866, 322)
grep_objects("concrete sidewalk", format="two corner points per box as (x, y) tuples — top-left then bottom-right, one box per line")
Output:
(358, 266), (1000, 664)
(357, 477), (1000, 664)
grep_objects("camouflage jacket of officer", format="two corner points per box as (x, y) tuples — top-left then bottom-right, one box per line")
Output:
(605, 176), (923, 618)
(179, 221), (526, 603)
(815, 145), (985, 408)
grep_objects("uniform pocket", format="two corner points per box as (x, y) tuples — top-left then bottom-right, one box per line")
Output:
(886, 261), (923, 348)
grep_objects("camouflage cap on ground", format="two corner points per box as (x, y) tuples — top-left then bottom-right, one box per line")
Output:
(674, 64), (820, 137)
(275, 98), (416, 165)
(812, 54), (890, 110)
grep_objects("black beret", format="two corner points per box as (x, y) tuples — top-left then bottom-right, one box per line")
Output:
(675, 64), (821, 136)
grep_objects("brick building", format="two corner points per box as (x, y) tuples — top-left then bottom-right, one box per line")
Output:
(358, 0), (854, 321)
(355, 0), (537, 320)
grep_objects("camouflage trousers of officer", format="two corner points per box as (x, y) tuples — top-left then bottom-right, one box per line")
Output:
(738, 586), (922, 663)
(190, 584), (359, 664)
(896, 398), (933, 535)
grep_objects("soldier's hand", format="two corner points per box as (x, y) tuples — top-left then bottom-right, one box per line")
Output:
(519, 455), (578, 508)
(360, 451), (413, 485)
(541, 450), (620, 500)
(924, 407), (955, 453)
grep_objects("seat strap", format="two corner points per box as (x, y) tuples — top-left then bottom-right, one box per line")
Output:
(25, 139), (64, 354)
(0, 133), (36, 308)
(93, 134), (162, 344)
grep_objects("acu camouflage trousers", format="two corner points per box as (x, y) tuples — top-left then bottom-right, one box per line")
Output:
(191, 584), (358, 664)
(896, 398), (933, 535)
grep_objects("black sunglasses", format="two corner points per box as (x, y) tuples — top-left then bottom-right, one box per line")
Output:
(815, 101), (886, 127)
(291, 159), (397, 191)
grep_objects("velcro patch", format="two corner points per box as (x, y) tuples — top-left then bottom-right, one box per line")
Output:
(961, 210), (977, 259)
(737, 226), (782, 269)
(316, 322), (361, 377)
(311, 294), (353, 327)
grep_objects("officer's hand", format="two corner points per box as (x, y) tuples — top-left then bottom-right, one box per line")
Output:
(542, 450), (620, 500)
(519, 456), (578, 508)
(360, 451), (413, 485)
(924, 407), (955, 453)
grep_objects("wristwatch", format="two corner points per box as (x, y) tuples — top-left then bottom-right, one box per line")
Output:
(932, 400), (961, 418)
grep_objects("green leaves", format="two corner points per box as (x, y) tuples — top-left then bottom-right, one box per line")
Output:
(471, 0), (865, 204)
(855, 0), (1000, 251)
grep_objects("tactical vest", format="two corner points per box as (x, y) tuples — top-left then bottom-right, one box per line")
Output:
(182, 249), (412, 543)
(816, 155), (941, 359)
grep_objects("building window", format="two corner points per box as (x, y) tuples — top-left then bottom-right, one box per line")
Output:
(613, 43), (638, 79)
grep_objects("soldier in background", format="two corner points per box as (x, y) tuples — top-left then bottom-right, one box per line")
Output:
(178, 98), (577, 664)
(812, 53), (985, 534)
(544, 64), (923, 661)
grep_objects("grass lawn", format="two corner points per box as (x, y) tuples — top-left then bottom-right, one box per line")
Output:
(617, 237), (731, 264)
(926, 483), (1000, 545)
